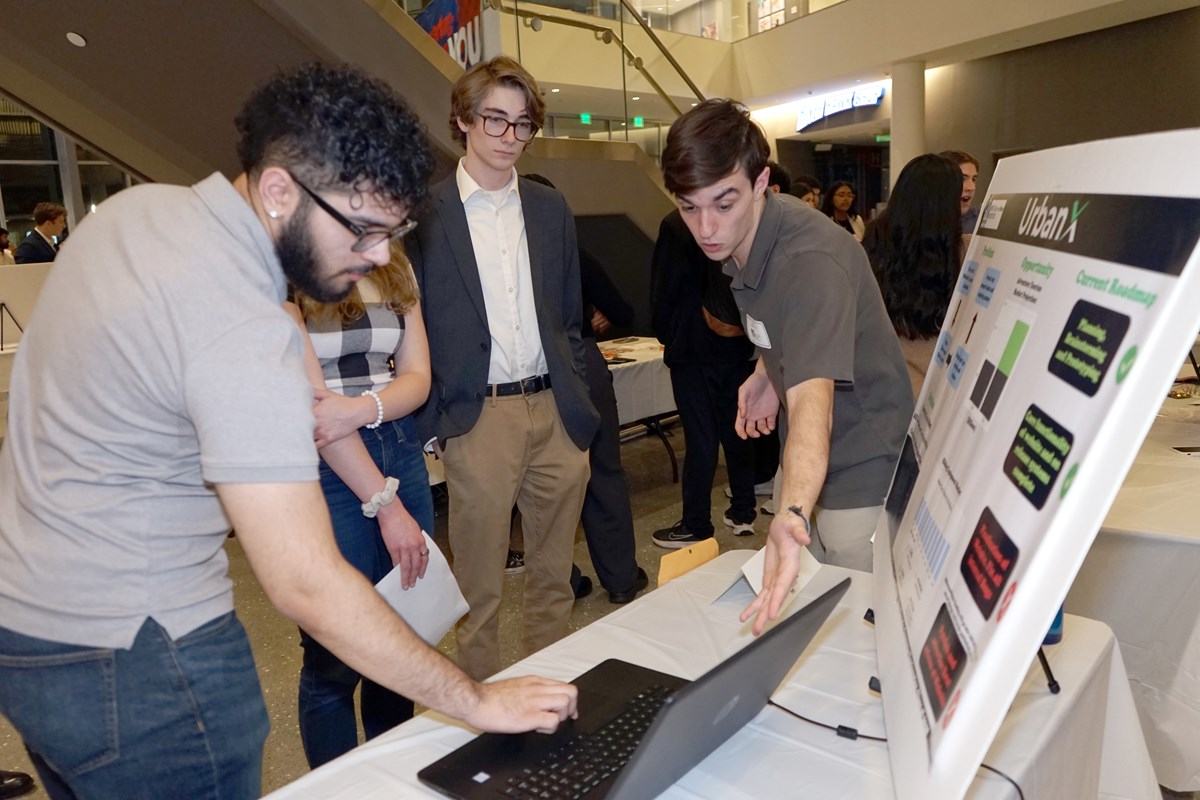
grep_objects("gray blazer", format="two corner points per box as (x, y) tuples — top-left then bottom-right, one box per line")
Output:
(409, 174), (599, 451)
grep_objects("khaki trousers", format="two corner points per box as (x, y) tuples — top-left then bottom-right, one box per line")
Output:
(441, 388), (589, 680)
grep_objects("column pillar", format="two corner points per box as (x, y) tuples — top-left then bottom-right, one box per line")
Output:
(889, 60), (926, 190)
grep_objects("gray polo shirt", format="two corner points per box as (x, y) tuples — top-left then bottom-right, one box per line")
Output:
(0, 173), (318, 649)
(725, 192), (912, 509)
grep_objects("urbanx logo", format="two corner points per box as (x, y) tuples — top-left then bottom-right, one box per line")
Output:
(1017, 196), (1089, 244)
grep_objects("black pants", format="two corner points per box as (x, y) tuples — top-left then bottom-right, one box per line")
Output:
(670, 360), (758, 536)
(580, 340), (641, 593)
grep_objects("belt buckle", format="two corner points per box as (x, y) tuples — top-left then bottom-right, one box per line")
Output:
(521, 375), (537, 395)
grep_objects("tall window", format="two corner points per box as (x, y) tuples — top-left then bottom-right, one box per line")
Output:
(0, 96), (137, 246)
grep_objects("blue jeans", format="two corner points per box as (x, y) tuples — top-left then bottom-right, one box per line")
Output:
(0, 613), (268, 800)
(298, 415), (434, 768)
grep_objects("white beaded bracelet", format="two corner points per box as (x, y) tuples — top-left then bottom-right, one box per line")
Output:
(363, 390), (384, 430)
(362, 477), (400, 518)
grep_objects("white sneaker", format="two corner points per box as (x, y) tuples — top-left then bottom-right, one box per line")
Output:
(760, 499), (776, 516)
(722, 515), (755, 537)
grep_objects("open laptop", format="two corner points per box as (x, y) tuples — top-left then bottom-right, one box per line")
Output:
(419, 576), (851, 800)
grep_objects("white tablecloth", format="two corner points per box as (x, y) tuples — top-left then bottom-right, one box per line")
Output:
(267, 552), (1156, 800)
(603, 337), (674, 426)
(1067, 416), (1200, 791)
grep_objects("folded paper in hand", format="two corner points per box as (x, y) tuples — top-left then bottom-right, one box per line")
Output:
(375, 531), (469, 646)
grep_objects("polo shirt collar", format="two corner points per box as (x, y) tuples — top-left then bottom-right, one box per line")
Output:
(724, 189), (783, 291)
(192, 172), (287, 299)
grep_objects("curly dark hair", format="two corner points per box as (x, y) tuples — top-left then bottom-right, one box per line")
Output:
(235, 62), (434, 214)
(862, 154), (963, 339)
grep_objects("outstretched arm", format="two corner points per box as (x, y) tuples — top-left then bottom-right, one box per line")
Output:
(219, 480), (578, 732)
(740, 377), (832, 634)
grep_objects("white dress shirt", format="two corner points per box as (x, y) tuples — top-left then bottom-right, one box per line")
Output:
(456, 160), (548, 384)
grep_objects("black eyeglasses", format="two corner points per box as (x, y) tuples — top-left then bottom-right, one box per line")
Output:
(480, 114), (539, 142)
(289, 174), (417, 252)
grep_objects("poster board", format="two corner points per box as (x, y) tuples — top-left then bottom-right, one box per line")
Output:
(873, 129), (1200, 800)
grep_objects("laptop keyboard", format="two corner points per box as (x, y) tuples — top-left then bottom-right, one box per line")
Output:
(502, 684), (673, 799)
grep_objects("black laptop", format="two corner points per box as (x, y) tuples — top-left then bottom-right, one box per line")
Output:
(418, 576), (851, 800)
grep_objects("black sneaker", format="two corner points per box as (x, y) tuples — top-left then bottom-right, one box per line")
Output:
(652, 520), (709, 549)
(504, 550), (525, 575)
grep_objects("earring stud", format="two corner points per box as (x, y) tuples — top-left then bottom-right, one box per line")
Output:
(268, 209), (280, 219)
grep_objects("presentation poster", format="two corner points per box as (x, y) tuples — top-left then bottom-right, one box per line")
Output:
(873, 130), (1200, 800)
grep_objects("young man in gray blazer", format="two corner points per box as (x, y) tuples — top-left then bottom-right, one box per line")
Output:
(409, 56), (598, 681)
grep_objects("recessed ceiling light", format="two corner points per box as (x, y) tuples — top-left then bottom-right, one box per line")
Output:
(66, 31), (87, 47)
(551, 88), (560, 93)
(632, 96), (640, 101)
(691, 102), (698, 106)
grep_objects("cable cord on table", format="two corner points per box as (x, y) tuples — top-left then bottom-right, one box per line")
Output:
(766, 701), (1026, 800)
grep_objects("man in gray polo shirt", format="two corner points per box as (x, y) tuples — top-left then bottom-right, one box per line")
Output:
(659, 99), (912, 633)
(0, 64), (577, 800)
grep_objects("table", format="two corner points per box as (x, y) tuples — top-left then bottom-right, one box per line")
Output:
(267, 552), (1157, 800)
(602, 337), (674, 427)
(603, 336), (678, 481)
(1067, 415), (1200, 791)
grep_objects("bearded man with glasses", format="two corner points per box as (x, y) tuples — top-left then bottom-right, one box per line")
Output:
(408, 56), (599, 681)
(0, 63), (580, 800)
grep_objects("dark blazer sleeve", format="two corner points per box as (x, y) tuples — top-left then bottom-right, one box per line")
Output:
(650, 212), (686, 347)
(580, 250), (634, 331)
(553, 191), (601, 448)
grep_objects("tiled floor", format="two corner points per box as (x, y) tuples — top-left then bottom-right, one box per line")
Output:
(0, 425), (1194, 799)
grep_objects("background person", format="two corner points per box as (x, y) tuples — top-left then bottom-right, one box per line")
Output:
(284, 247), (436, 768)
(0, 63), (577, 800)
(822, 181), (865, 241)
(13, 203), (65, 263)
(650, 208), (759, 548)
(0, 229), (15, 265)
(793, 177), (821, 209)
(862, 153), (965, 396)
(940, 149), (980, 235)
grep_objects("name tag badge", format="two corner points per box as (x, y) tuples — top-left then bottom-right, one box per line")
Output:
(745, 315), (772, 349)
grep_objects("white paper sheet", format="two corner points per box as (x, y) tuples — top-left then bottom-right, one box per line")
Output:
(374, 531), (468, 646)
(735, 545), (822, 616)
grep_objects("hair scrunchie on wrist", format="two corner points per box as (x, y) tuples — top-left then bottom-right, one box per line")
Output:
(363, 390), (384, 430)
(362, 477), (400, 518)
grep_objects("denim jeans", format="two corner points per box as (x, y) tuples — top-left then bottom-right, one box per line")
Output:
(298, 415), (434, 768)
(0, 613), (268, 800)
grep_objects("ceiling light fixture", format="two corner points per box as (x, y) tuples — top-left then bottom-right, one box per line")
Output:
(66, 31), (87, 47)
(632, 96), (640, 101)
(551, 88), (561, 93)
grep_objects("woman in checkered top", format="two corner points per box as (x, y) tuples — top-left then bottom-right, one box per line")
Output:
(283, 249), (435, 768)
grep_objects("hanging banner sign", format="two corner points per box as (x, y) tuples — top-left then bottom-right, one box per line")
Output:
(415, 0), (501, 68)
(873, 129), (1200, 800)
(795, 81), (887, 131)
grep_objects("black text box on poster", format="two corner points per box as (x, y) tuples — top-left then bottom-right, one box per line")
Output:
(1003, 404), (1074, 510)
(1047, 299), (1130, 396)
(919, 604), (968, 721)
(960, 507), (1020, 620)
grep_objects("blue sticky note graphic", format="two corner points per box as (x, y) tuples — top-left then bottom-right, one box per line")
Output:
(976, 267), (1000, 308)
(958, 260), (979, 295)
(948, 346), (970, 389)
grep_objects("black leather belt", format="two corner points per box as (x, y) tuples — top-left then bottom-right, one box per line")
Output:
(488, 374), (552, 397)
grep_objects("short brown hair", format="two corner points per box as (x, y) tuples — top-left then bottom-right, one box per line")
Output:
(661, 99), (769, 197)
(33, 202), (66, 225)
(939, 150), (980, 172)
(449, 56), (545, 148)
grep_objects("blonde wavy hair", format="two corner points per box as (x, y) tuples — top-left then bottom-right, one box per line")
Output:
(295, 245), (420, 327)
